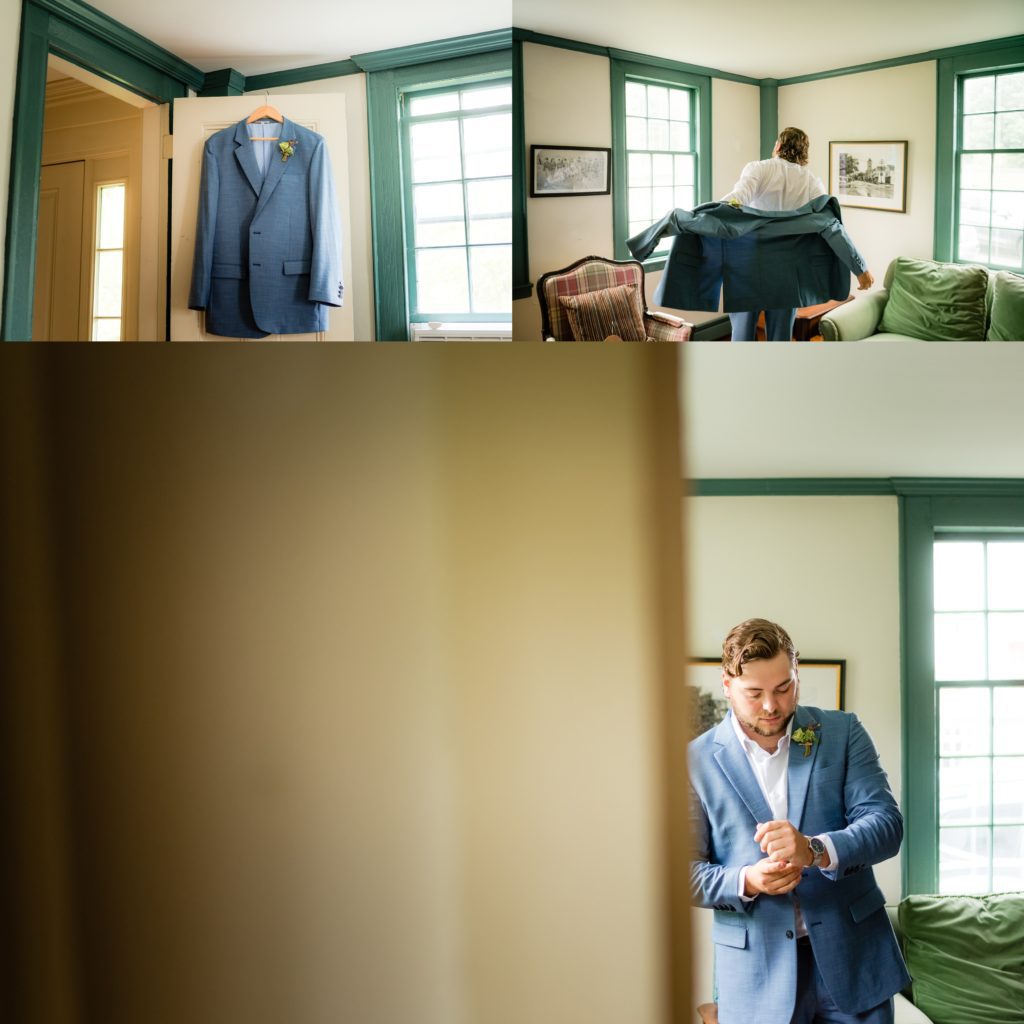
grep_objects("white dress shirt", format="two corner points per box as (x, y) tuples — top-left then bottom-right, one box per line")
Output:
(719, 156), (827, 211)
(730, 712), (839, 936)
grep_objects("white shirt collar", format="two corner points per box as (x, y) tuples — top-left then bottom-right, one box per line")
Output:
(729, 709), (795, 756)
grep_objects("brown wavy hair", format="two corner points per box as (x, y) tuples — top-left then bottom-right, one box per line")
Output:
(776, 127), (810, 165)
(721, 618), (800, 678)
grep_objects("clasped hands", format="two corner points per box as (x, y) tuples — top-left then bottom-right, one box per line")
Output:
(743, 820), (811, 897)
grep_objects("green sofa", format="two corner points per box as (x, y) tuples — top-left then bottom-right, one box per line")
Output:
(820, 257), (1024, 341)
(886, 891), (1024, 1024)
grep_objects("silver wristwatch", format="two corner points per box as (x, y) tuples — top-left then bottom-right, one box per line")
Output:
(807, 835), (826, 868)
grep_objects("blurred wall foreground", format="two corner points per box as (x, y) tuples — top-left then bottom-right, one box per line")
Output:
(0, 347), (690, 1024)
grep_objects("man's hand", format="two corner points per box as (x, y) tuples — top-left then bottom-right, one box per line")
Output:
(743, 856), (803, 896)
(755, 820), (812, 867)
(857, 270), (874, 290)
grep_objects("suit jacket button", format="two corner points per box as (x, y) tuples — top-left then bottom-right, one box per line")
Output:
(786, 930), (794, 939)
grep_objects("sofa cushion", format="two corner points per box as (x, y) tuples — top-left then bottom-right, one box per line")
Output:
(878, 257), (989, 340)
(898, 891), (1024, 1024)
(987, 271), (1024, 341)
(559, 283), (646, 341)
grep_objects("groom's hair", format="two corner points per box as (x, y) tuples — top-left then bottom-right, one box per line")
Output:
(722, 618), (800, 678)
(776, 127), (810, 165)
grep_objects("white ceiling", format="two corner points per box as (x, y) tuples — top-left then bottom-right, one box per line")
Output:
(682, 345), (1024, 479)
(82, 0), (511, 76)
(516, 0), (1023, 80)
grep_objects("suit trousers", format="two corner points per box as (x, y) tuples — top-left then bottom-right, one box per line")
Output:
(729, 308), (798, 342)
(790, 938), (894, 1024)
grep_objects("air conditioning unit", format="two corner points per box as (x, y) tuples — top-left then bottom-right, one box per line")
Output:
(410, 322), (512, 342)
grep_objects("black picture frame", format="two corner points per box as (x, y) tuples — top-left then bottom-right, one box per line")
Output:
(530, 144), (612, 198)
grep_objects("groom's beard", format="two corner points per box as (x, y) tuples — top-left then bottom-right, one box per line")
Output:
(738, 709), (795, 738)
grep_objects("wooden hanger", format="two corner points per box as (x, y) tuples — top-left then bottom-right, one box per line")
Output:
(247, 98), (283, 141)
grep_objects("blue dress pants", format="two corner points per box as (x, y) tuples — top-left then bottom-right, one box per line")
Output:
(729, 308), (798, 342)
(789, 937), (895, 1024)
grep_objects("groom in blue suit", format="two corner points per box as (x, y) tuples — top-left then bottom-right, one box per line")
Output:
(189, 115), (343, 338)
(689, 619), (911, 1024)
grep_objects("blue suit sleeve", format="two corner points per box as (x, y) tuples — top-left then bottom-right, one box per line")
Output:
(689, 783), (752, 913)
(822, 714), (903, 875)
(188, 139), (218, 311)
(819, 217), (867, 276)
(308, 138), (344, 307)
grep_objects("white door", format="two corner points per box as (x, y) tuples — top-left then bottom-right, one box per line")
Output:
(33, 162), (85, 341)
(170, 95), (354, 342)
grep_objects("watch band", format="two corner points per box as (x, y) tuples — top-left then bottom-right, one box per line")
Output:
(807, 835), (826, 868)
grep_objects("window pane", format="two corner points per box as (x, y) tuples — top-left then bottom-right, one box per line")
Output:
(939, 686), (991, 756)
(647, 85), (668, 119)
(988, 543), (1024, 609)
(669, 88), (690, 121)
(674, 186), (695, 209)
(992, 826), (1024, 891)
(91, 317), (121, 342)
(414, 182), (464, 221)
(993, 756), (1024, 820)
(461, 84), (511, 110)
(415, 248), (468, 313)
(463, 114), (512, 178)
(675, 154), (695, 186)
(960, 153), (992, 190)
(996, 111), (1024, 149)
(992, 191), (1024, 231)
(628, 153), (651, 187)
(98, 184), (125, 250)
(940, 757), (991, 824)
(997, 71), (1024, 110)
(409, 92), (458, 116)
(964, 75), (995, 114)
(959, 189), (992, 227)
(989, 613), (1024, 679)
(625, 81), (646, 116)
(652, 154), (673, 186)
(669, 122), (687, 151)
(935, 613), (987, 680)
(990, 229), (1023, 267)
(964, 113), (995, 149)
(939, 827), (990, 893)
(648, 119), (669, 151)
(469, 245), (511, 313)
(652, 186), (673, 213)
(629, 187), (651, 223)
(994, 153), (1024, 191)
(415, 219), (465, 247)
(958, 225), (990, 263)
(468, 216), (511, 245)
(626, 117), (647, 149)
(994, 691), (1024, 755)
(467, 178), (510, 218)
(410, 120), (462, 183)
(934, 541), (985, 611)
(94, 250), (123, 318)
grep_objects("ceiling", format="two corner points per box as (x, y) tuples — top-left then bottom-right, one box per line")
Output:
(515, 0), (1023, 80)
(682, 346), (1024, 479)
(81, 0), (511, 76)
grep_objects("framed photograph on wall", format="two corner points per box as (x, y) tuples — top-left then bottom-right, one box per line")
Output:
(828, 141), (908, 212)
(530, 145), (611, 197)
(687, 657), (846, 738)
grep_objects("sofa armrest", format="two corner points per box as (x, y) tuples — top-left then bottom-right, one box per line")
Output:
(894, 991), (933, 1024)
(820, 289), (889, 340)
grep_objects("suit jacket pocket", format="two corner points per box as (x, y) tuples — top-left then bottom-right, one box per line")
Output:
(848, 886), (885, 924)
(712, 918), (748, 949)
(212, 263), (245, 279)
(283, 260), (312, 275)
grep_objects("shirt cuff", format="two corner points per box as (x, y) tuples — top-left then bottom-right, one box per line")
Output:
(818, 834), (840, 878)
(738, 866), (756, 902)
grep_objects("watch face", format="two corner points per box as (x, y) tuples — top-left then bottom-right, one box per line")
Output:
(810, 837), (826, 857)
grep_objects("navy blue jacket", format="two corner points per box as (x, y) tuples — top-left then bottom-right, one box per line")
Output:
(627, 196), (867, 313)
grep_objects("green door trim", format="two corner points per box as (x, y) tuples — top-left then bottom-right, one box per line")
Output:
(3, 0), (199, 340)
(512, 38), (531, 301)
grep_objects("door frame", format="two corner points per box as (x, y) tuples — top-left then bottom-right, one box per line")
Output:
(2, 0), (203, 340)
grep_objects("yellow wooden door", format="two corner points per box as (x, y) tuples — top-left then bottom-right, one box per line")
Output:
(32, 161), (85, 341)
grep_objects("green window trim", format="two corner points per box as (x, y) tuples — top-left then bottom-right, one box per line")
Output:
(610, 57), (711, 266)
(367, 48), (512, 341)
(934, 42), (1024, 264)
(900, 492), (1024, 896)
(512, 39), (531, 301)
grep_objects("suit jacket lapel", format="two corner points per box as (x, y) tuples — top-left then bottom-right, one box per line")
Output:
(787, 705), (821, 831)
(712, 713), (774, 825)
(233, 119), (262, 198)
(254, 116), (295, 219)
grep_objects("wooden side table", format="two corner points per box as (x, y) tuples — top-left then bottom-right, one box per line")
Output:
(754, 296), (855, 341)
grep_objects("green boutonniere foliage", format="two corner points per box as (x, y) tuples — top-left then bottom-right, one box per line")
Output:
(792, 723), (820, 757)
(279, 139), (297, 162)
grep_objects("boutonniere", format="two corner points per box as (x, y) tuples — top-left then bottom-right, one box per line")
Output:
(792, 722), (820, 758)
(279, 139), (298, 162)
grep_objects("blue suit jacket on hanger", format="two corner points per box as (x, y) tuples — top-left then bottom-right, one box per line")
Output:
(627, 196), (867, 313)
(188, 117), (343, 338)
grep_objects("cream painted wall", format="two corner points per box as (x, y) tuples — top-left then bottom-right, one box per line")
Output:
(253, 75), (374, 340)
(779, 62), (937, 282)
(0, 348), (687, 1024)
(0, 0), (22, 331)
(685, 494), (902, 1005)
(514, 44), (760, 339)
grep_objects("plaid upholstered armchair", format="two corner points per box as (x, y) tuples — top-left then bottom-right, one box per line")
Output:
(537, 255), (693, 341)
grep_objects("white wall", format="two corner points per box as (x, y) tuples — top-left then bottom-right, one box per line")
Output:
(515, 43), (760, 339)
(0, 0), (22, 330)
(685, 494), (902, 1005)
(779, 62), (937, 281)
